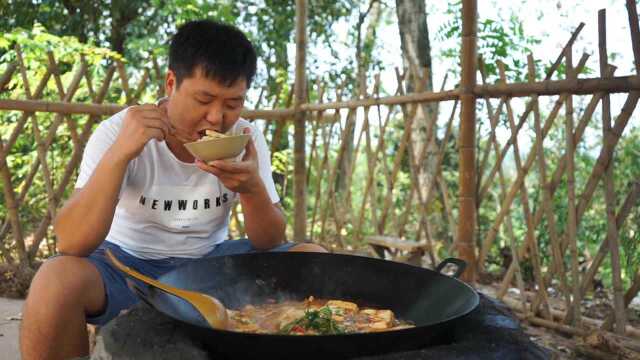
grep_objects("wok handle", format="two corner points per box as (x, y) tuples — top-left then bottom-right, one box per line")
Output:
(435, 258), (467, 278)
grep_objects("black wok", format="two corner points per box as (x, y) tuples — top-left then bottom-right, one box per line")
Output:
(124, 252), (479, 359)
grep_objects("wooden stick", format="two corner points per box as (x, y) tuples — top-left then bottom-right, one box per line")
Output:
(528, 54), (571, 310)
(580, 182), (640, 314)
(500, 294), (640, 339)
(0, 62), (17, 92)
(151, 56), (165, 99)
(626, 0), (640, 75)
(602, 269), (640, 331)
(599, 9), (626, 334)
(500, 64), (614, 301)
(305, 82), (325, 184)
(478, 54), (589, 267)
(499, 61), (551, 319)
(477, 62), (526, 309)
(116, 61), (132, 105)
(478, 53), (590, 205)
(0, 138), (25, 261)
(26, 65), (116, 260)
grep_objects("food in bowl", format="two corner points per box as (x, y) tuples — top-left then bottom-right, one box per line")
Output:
(183, 130), (250, 162)
(200, 129), (227, 140)
(226, 296), (414, 335)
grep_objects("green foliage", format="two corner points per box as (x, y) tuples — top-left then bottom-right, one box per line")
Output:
(435, 0), (541, 83)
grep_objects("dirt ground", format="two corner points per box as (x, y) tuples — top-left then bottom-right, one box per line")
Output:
(0, 297), (23, 360)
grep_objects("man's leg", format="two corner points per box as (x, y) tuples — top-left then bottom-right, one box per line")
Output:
(20, 256), (106, 360)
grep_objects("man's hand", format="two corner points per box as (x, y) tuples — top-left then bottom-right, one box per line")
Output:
(195, 127), (262, 194)
(113, 104), (174, 161)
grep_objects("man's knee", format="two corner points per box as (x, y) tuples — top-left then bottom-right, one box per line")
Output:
(288, 243), (328, 253)
(26, 256), (104, 312)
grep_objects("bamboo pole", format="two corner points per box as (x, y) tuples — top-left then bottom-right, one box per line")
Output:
(602, 269), (640, 332)
(526, 55), (571, 310)
(353, 77), (392, 243)
(499, 62), (551, 319)
(478, 62), (529, 314)
(116, 61), (132, 105)
(293, 0), (308, 243)
(580, 182), (640, 310)
(375, 70), (420, 235)
(599, 9), (626, 334)
(627, 0), (640, 75)
(305, 83), (325, 185)
(0, 65), (100, 250)
(477, 54), (590, 267)
(456, 0), (478, 283)
(478, 53), (589, 205)
(0, 63), (53, 170)
(26, 64), (116, 260)
(309, 92), (340, 244)
(499, 64), (613, 300)
(565, 45), (583, 327)
(0, 139), (25, 261)
(2, 73), (638, 119)
(535, 85), (638, 320)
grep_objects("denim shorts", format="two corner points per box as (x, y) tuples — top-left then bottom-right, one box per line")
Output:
(84, 239), (295, 325)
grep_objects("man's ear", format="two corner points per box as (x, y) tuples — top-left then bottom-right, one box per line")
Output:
(165, 70), (177, 96)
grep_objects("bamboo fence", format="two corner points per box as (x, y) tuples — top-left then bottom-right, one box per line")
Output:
(0, 0), (639, 345)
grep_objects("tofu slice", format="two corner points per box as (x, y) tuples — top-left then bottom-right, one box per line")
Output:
(326, 300), (359, 313)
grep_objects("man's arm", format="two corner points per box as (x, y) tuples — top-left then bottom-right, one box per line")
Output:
(54, 148), (130, 256)
(196, 127), (286, 249)
(239, 185), (286, 249)
(54, 104), (173, 256)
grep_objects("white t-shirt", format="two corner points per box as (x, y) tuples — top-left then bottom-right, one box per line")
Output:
(75, 108), (279, 259)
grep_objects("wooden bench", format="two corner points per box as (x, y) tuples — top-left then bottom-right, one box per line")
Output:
(364, 235), (429, 267)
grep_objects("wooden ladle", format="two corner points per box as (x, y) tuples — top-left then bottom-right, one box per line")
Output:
(106, 248), (228, 329)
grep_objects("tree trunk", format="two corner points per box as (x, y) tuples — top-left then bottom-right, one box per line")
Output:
(335, 1), (381, 200)
(395, 0), (438, 236)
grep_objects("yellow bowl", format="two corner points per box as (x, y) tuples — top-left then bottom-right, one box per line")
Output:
(184, 134), (251, 162)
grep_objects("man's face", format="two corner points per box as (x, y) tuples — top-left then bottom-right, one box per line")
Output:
(165, 67), (247, 140)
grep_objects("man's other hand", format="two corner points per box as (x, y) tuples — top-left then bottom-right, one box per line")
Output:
(195, 127), (263, 194)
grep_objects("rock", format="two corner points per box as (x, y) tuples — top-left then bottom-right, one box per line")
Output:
(92, 293), (549, 359)
(90, 305), (208, 360)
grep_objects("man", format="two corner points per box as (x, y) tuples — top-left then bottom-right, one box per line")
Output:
(20, 19), (325, 360)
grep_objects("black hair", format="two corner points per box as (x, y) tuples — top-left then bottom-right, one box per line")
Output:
(169, 20), (257, 88)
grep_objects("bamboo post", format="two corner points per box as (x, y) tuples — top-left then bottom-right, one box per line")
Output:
(293, 0), (308, 243)
(457, 0), (478, 283)
(599, 9), (626, 334)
